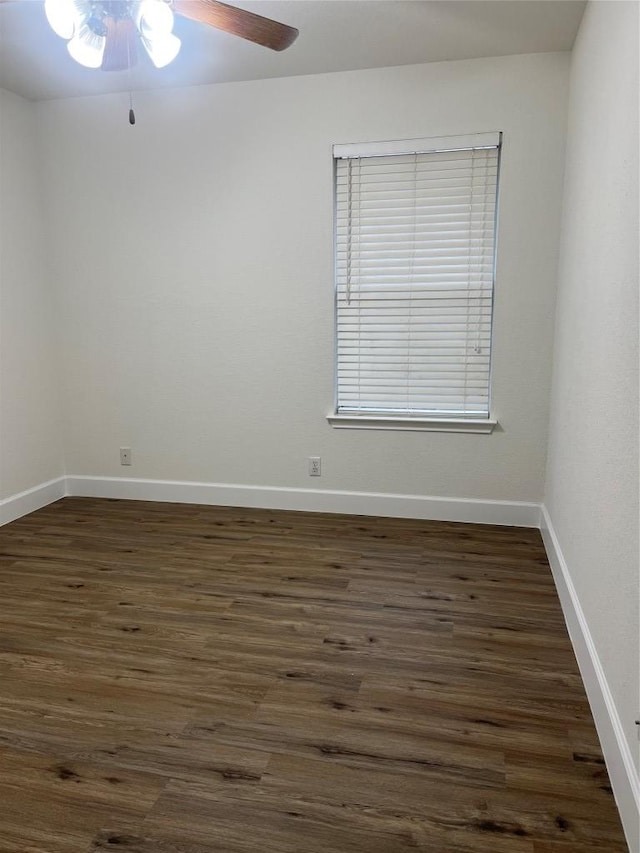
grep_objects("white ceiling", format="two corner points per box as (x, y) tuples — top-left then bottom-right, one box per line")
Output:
(0, 0), (586, 102)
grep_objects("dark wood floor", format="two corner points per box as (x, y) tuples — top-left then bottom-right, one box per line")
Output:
(0, 497), (627, 852)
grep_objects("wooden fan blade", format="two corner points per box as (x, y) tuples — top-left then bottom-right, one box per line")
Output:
(172, 0), (298, 51)
(101, 16), (138, 71)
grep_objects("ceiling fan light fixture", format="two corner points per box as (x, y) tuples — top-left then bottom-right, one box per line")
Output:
(44, 0), (297, 78)
(142, 31), (181, 68)
(67, 23), (106, 68)
(44, 0), (81, 40)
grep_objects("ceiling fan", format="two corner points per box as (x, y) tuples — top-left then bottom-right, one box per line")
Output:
(40, 0), (299, 72)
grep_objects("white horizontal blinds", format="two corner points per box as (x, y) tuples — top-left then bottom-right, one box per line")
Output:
(335, 140), (499, 417)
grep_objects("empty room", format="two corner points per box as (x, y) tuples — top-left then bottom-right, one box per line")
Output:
(0, 0), (638, 850)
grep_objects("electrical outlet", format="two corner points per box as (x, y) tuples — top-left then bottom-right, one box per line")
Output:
(309, 456), (321, 477)
(120, 447), (132, 466)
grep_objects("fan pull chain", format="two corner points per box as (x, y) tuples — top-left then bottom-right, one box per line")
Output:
(127, 37), (136, 126)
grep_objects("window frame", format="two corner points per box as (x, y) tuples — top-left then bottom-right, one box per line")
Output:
(329, 132), (502, 434)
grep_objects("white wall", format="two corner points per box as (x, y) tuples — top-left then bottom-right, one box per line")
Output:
(0, 89), (63, 500)
(544, 0), (639, 841)
(38, 52), (569, 502)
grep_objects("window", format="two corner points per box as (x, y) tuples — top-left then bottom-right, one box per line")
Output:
(331, 133), (501, 432)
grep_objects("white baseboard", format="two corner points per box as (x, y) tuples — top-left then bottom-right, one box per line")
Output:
(0, 476), (67, 527)
(65, 475), (541, 527)
(540, 505), (640, 853)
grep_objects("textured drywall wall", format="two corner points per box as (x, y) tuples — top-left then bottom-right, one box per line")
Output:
(545, 0), (639, 772)
(39, 52), (569, 501)
(0, 88), (63, 499)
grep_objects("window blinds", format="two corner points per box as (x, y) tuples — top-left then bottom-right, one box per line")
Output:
(334, 135), (500, 418)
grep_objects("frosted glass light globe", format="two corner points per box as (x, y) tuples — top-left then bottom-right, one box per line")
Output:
(138, 0), (174, 37)
(67, 25), (106, 69)
(142, 32), (181, 68)
(44, 0), (80, 39)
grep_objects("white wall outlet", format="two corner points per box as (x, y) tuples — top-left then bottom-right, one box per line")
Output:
(120, 447), (132, 466)
(309, 456), (321, 476)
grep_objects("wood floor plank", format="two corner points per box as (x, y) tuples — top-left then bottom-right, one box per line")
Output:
(0, 747), (160, 853)
(0, 497), (627, 852)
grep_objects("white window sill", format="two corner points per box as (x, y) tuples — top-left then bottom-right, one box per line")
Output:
(326, 414), (497, 434)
